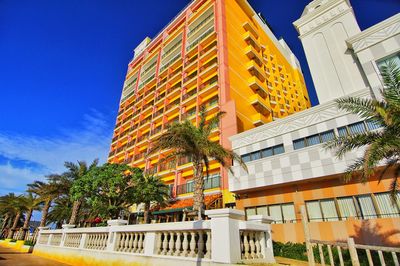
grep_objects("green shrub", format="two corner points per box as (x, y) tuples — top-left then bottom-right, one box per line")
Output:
(24, 240), (35, 246)
(274, 241), (399, 266)
(9, 239), (17, 242)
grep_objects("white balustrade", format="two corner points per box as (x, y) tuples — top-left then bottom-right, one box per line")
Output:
(49, 234), (62, 246)
(38, 233), (50, 244)
(85, 233), (108, 250)
(155, 230), (210, 258)
(240, 231), (265, 260)
(115, 232), (145, 253)
(64, 233), (82, 248)
(34, 209), (275, 265)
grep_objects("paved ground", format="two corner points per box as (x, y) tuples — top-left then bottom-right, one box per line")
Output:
(0, 246), (69, 266)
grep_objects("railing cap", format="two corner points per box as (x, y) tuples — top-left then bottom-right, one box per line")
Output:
(107, 219), (128, 226)
(205, 208), (245, 220)
(62, 224), (76, 229)
(247, 215), (274, 224)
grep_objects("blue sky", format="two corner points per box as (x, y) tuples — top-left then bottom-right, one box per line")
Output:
(0, 0), (399, 197)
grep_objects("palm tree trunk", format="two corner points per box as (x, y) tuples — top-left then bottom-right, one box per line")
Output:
(19, 209), (33, 240)
(7, 212), (21, 239)
(144, 202), (150, 224)
(40, 199), (51, 228)
(68, 200), (82, 225)
(1, 215), (9, 238)
(1, 214), (9, 233)
(192, 161), (205, 220)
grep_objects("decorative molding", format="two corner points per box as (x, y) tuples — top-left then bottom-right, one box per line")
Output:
(293, 0), (351, 36)
(347, 14), (400, 53)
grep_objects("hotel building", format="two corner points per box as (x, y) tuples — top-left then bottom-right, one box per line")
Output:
(229, 0), (400, 246)
(108, 0), (311, 216)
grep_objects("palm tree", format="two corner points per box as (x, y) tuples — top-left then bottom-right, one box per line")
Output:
(27, 175), (63, 227)
(18, 193), (41, 240)
(150, 107), (247, 220)
(0, 193), (17, 238)
(62, 159), (98, 226)
(133, 175), (170, 224)
(325, 61), (400, 198)
(3, 194), (27, 239)
(47, 196), (73, 228)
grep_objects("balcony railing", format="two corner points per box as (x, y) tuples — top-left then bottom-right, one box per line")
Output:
(176, 175), (221, 195)
(186, 26), (214, 51)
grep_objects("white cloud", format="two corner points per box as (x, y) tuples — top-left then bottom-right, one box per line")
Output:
(0, 110), (114, 195)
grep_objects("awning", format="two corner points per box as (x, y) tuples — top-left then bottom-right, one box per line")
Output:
(151, 193), (221, 215)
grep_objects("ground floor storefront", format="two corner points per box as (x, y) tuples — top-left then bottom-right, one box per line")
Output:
(235, 173), (400, 246)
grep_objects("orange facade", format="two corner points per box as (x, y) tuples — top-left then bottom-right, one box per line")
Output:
(236, 171), (400, 246)
(108, 0), (311, 206)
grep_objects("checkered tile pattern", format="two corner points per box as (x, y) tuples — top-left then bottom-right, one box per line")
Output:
(229, 100), (367, 192)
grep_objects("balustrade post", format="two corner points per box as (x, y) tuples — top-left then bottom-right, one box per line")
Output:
(144, 232), (157, 256)
(347, 238), (360, 266)
(205, 208), (244, 264)
(79, 233), (87, 249)
(106, 231), (118, 251)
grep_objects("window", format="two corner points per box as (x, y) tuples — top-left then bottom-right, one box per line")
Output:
(273, 145), (285, 155)
(261, 148), (273, 158)
(241, 144), (285, 163)
(293, 130), (334, 150)
(293, 139), (306, 150)
(377, 53), (400, 73)
(366, 119), (381, 131)
(348, 122), (366, 134)
(281, 204), (296, 223)
(306, 201), (323, 222)
(337, 197), (358, 220)
(337, 127), (348, 137)
(320, 199), (339, 221)
(242, 154), (251, 163)
(306, 199), (338, 222)
(269, 205), (283, 223)
(357, 194), (377, 219)
(374, 192), (400, 218)
(251, 151), (261, 161)
(245, 203), (296, 224)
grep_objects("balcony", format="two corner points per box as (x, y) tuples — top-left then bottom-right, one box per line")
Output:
(249, 94), (271, 115)
(246, 60), (266, 81)
(251, 113), (269, 127)
(199, 58), (218, 80)
(243, 32), (260, 52)
(248, 76), (268, 98)
(244, 45), (262, 66)
(186, 26), (216, 53)
(176, 175), (221, 195)
(242, 21), (258, 39)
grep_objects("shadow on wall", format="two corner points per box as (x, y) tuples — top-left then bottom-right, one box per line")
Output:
(350, 220), (400, 247)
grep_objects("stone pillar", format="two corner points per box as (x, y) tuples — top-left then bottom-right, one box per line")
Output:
(144, 232), (156, 256)
(247, 215), (275, 263)
(205, 208), (244, 264)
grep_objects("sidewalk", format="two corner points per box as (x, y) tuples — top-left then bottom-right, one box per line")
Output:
(0, 246), (69, 266)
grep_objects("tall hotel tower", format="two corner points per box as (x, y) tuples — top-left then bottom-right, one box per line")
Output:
(108, 0), (311, 213)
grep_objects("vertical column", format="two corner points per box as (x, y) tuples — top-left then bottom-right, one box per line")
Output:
(205, 208), (244, 263)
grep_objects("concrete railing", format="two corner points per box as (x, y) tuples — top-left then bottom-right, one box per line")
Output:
(34, 209), (275, 265)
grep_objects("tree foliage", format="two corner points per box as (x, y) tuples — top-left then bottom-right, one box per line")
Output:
(71, 163), (143, 219)
(325, 61), (400, 199)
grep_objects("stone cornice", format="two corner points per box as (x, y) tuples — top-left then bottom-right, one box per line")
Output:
(293, 0), (351, 35)
(347, 13), (400, 53)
